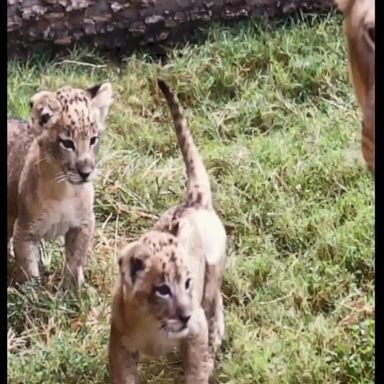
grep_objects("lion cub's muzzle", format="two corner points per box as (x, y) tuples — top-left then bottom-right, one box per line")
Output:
(163, 307), (192, 339)
(75, 157), (95, 183)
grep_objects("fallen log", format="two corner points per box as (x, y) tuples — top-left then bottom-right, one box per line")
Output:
(8, 0), (335, 56)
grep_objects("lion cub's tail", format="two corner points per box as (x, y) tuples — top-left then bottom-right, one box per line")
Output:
(157, 79), (212, 210)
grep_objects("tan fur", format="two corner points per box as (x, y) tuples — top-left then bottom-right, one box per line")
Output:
(109, 80), (226, 384)
(7, 83), (113, 286)
(336, 0), (375, 176)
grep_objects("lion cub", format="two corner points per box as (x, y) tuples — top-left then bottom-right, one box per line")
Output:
(109, 80), (227, 384)
(8, 83), (113, 286)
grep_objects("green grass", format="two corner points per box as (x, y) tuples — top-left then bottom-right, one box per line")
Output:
(7, 12), (374, 384)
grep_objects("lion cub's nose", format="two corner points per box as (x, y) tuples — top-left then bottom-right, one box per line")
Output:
(177, 309), (191, 325)
(76, 158), (93, 181)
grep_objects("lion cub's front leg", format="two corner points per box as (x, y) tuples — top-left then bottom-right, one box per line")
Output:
(13, 220), (41, 283)
(109, 325), (138, 384)
(64, 215), (95, 287)
(182, 307), (210, 384)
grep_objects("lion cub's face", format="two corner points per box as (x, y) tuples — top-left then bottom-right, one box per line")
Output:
(119, 231), (194, 339)
(30, 83), (113, 184)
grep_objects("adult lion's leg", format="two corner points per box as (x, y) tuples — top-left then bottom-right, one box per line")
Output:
(7, 215), (15, 258)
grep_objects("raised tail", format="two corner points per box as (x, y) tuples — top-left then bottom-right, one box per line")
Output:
(157, 79), (212, 210)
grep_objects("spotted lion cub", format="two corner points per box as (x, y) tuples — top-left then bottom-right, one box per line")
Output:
(109, 80), (227, 384)
(8, 83), (113, 286)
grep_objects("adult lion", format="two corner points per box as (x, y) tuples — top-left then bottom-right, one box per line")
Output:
(336, 0), (375, 176)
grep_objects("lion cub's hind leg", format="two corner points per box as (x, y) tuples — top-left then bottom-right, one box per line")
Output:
(201, 264), (225, 377)
(206, 290), (225, 376)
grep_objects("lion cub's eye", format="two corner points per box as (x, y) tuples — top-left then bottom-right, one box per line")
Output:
(154, 284), (172, 297)
(59, 138), (75, 150)
(185, 278), (191, 290)
(90, 136), (99, 146)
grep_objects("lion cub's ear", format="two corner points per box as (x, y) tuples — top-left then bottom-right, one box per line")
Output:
(87, 82), (113, 131)
(334, 0), (354, 12)
(118, 242), (147, 288)
(29, 91), (62, 133)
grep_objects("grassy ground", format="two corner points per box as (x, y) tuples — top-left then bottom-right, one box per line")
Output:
(7, 12), (374, 384)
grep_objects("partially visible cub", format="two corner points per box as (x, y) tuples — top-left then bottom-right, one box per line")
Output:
(109, 80), (227, 384)
(335, 0), (375, 176)
(8, 83), (113, 286)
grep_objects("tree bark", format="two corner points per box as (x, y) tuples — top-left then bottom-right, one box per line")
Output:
(7, 0), (335, 57)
